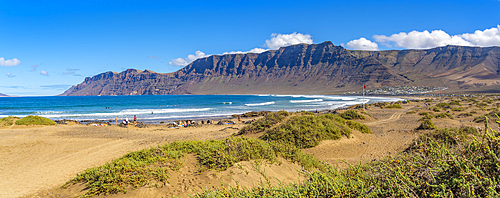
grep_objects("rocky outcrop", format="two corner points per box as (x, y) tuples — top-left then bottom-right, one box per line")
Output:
(60, 42), (500, 96)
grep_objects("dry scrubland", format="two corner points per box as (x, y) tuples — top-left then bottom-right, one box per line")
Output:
(1, 95), (500, 197)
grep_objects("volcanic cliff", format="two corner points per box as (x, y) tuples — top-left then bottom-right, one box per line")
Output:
(60, 42), (500, 96)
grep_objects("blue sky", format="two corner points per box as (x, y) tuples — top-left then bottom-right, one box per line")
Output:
(1, 0), (500, 96)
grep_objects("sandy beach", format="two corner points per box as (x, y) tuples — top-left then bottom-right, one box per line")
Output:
(0, 97), (490, 198)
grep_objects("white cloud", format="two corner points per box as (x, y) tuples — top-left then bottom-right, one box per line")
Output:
(0, 57), (21, 66)
(169, 50), (209, 66)
(148, 55), (159, 60)
(168, 32), (314, 66)
(6, 73), (15, 78)
(264, 32), (313, 50)
(346, 37), (379, 51)
(374, 30), (473, 49)
(222, 48), (268, 55)
(40, 70), (49, 76)
(460, 25), (500, 47)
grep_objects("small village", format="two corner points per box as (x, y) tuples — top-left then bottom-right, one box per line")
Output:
(343, 86), (448, 95)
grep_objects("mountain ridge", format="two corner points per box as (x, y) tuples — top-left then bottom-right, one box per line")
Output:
(60, 42), (500, 96)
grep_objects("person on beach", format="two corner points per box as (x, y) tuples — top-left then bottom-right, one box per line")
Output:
(115, 117), (117, 125)
(125, 117), (129, 125)
(133, 115), (137, 125)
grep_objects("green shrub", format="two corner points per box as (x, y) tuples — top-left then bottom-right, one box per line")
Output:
(261, 114), (351, 149)
(452, 107), (466, 111)
(0, 116), (19, 127)
(346, 120), (372, 134)
(434, 112), (454, 119)
(436, 102), (450, 108)
(450, 100), (462, 106)
(15, 115), (56, 126)
(416, 119), (437, 130)
(197, 126), (500, 198)
(65, 136), (327, 197)
(432, 106), (441, 112)
(339, 110), (365, 120)
(238, 111), (289, 135)
(406, 111), (416, 114)
(385, 104), (402, 109)
(425, 99), (433, 102)
(419, 112), (433, 116)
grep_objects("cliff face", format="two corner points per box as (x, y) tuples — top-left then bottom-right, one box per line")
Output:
(60, 42), (500, 96)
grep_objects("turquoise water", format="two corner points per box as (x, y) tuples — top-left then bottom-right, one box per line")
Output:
(0, 95), (402, 121)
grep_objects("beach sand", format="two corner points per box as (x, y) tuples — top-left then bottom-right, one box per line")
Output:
(0, 97), (490, 198)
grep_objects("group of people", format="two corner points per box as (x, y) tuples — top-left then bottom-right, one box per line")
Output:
(117, 115), (137, 125)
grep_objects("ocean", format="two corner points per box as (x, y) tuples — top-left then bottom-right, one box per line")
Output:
(0, 95), (402, 123)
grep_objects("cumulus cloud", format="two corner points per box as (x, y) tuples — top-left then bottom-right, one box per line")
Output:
(460, 25), (500, 47)
(0, 57), (21, 66)
(169, 32), (315, 66)
(373, 30), (473, 49)
(30, 64), (39, 72)
(148, 55), (159, 60)
(169, 50), (209, 66)
(346, 37), (379, 51)
(40, 70), (49, 76)
(264, 32), (313, 50)
(6, 73), (16, 78)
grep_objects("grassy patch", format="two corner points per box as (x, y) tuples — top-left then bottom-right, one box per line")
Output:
(339, 110), (365, 120)
(406, 111), (416, 114)
(197, 126), (500, 197)
(432, 106), (441, 112)
(435, 102), (450, 108)
(238, 111), (289, 135)
(434, 112), (454, 119)
(15, 115), (56, 126)
(452, 107), (466, 111)
(261, 114), (352, 149)
(346, 120), (372, 134)
(416, 118), (437, 130)
(64, 136), (327, 197)
(0, 116), (19, 127)
(384, 104), (402, 109)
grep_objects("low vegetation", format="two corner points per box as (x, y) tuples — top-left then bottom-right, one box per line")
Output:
(384, 104), (402, 109)
(198, 125), (500, 197)
(346, 120), (372, 134)
(339, 110), (365, 120)
(0, 116), (19, 127)
(238, 110), (289, 135)
(64, 136), (327, 197)
(261, 114), (355, 149)
(15, 115), (56, 126)
(473, 111), (500, 123)
(434, 112), (454, 119)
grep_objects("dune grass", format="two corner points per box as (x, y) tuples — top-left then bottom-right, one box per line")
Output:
(385, 104), (402, 109)
(260, 114), (355, 149)
(339, 110), (365, 120)
(64, 124), (329, 197)
(0, 116), (19, 127)
(15, 115), (56, 126)
(197, 124), (500, 197)
(237, 110), (289, 135)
